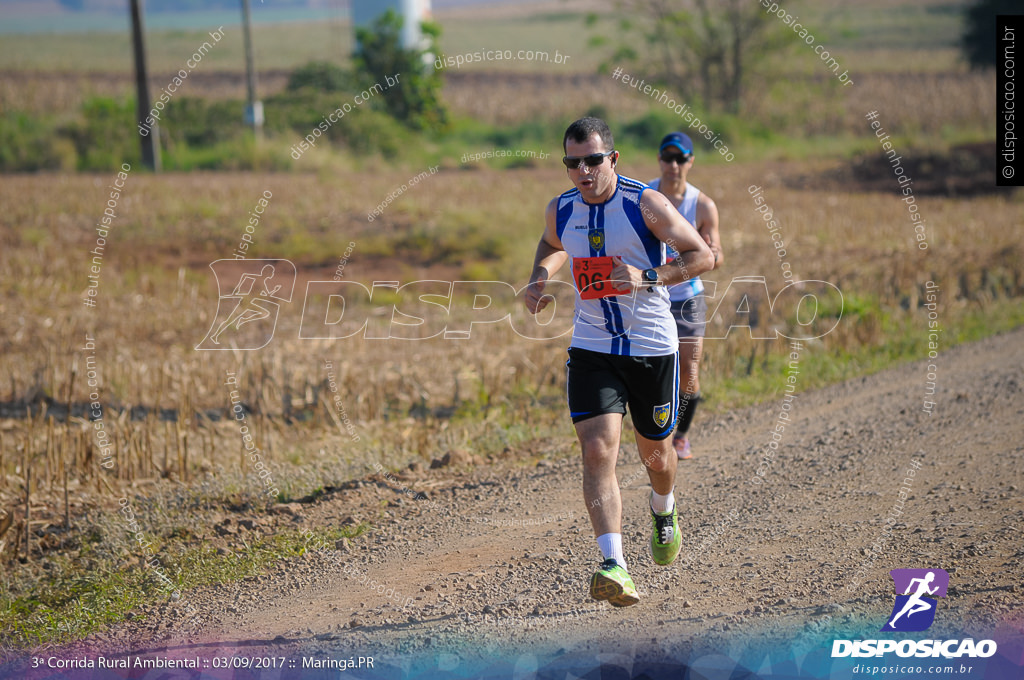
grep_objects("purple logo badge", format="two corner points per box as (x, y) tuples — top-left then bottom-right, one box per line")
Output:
(881, 568), (949, 632)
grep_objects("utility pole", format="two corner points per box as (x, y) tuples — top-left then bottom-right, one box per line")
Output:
(129, 0), (160, 171)
(241, 0), (263, 136)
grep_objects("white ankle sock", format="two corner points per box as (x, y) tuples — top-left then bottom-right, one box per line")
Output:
(597, 532), (626, 570)
(651, 489), (675, 515)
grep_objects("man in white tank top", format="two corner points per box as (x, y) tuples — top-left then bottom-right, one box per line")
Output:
(649, 132), (722, 461)
(524, 118), (714, 606)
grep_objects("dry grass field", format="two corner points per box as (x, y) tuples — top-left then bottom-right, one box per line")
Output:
(1, 155), (1021, 510)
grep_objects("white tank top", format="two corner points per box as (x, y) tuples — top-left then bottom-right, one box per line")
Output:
(649, 178), (704, 302)
(556, 175), (678, 356)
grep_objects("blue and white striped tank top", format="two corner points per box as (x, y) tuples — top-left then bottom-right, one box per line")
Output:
(649, 178), (704, 302)
(556, 175), (678, 356)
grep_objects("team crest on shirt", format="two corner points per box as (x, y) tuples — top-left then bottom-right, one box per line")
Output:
(588, 230), (605, 252)
(653, 402), (672, 429)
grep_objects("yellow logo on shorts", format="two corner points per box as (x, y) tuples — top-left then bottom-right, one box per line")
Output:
(588, 230), (604, 252)
(653, 402), (672, 429)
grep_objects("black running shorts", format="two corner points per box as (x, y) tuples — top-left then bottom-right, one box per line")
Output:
(566, 347), (679, 440)
(670, 294), (707, 339)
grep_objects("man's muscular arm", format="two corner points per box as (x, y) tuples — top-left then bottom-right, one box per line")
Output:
(525, 198), (569, 313)
(609, 189), (714, 291)
(696, 193), (722, 268)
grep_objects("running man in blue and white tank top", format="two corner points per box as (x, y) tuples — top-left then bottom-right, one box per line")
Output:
(649, 132), (723, 461)
(524, 118), (714, 607)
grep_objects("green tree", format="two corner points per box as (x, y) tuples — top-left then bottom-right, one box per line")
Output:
(962, 0), (1019, 69)
(353, 10), (447, 131)
(593, 0), (785, 114)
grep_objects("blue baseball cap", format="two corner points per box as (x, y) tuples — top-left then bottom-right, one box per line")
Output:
(659, 132), (694, 156)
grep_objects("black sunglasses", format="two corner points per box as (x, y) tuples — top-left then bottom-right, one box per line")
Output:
(660, 151), (693, 164)
(562, 150), (616, 169)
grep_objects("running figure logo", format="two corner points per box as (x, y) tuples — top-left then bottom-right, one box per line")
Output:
(881, 568), (949, 632)
(196, 260), (296, 350)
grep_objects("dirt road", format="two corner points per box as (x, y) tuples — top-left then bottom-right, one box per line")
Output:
(16, 328), (1024, 678)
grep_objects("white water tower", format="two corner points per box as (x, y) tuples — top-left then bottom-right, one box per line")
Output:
(351, 0), (432, 52)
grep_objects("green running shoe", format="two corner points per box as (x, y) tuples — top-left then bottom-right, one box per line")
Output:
(590, 558), (640, 607)
(651, 503), (682, 565)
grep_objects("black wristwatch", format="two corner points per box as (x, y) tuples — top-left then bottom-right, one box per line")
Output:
(642, 268), (659, 292)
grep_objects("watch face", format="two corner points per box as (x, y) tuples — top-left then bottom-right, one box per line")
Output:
(644, 269), (657, 282)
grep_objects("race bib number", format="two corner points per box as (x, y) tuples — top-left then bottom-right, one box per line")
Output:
(573, 256), (624, 299)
